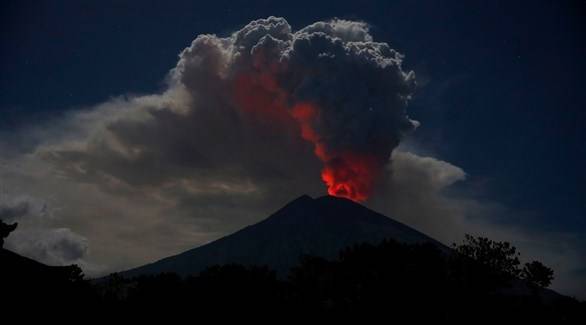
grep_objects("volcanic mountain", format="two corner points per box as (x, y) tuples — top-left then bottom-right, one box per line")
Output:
(120, 195), (448, 278)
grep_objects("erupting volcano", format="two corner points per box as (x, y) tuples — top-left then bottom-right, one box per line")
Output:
(234, 76), (390, 203)
(320, 153), (382, 202)
(291, 103), (383, 202)
(219, 17), (418, 202)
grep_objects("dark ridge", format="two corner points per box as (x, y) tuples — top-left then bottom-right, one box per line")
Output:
(118, 195), (446, 279)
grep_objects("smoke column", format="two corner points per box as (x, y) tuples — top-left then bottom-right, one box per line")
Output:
(173, 17), (418, 202)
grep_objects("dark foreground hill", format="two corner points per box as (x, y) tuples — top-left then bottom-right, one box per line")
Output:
(121, 195), (447, 278)
(0, 248), (92, 308)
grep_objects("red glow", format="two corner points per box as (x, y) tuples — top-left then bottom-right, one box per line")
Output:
(290, 103), (325, 157)
(232, 72), (381, 203)
(233, 72), (291, 125)
(320, 153), (381, 202)
(291, 103), (380, 202)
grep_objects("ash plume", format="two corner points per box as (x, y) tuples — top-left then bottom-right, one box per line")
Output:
(170, 16), (418, 201)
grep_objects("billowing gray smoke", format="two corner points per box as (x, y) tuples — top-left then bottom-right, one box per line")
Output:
(170, 17), (418, 201)
(0, 198), (89, 266)
(41, 17), (417, 203)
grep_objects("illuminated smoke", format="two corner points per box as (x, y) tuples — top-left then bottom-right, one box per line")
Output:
(170, 17), (417, 202)
(290, 103), (383, 202)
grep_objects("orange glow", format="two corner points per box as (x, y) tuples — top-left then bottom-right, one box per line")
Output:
(291, 103), (380, 202)
(320, 153), (380, 202)
(232, 72), (381, 203)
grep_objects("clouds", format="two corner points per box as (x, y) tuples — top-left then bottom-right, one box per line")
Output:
(0, 200), (30, 221)
(371, 150), (469, 243)
(0, 196), (89, 268)
(0, 196), (49, 223)
(7, 227), (88, 266)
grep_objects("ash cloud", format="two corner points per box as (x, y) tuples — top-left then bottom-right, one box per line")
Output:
(42, 17), (417, 202)
(0, 201), (30, 221)
(7, 227), (88, 266)
(0, 197), (90, 267)
(285, 19), (418, 154)
(0, 197), (48, 223)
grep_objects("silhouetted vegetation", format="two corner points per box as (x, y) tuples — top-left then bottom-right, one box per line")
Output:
(454, 234), (522, 277)
(1, 231), (584, 321)
(92, 237), (583, 321)
(453, 234), (556, 289)
(523, 260), (555, 288)
(0, 219), (17, 248)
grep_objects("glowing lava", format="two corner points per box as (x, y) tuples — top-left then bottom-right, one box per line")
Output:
(233, 72), (383, 203)
(291, 103), (381, 202)
(320, 152), (381, 202)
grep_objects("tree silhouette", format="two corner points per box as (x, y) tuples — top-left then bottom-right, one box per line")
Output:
(62, 264), (85, 282)
(87, 237), (585, 321)
(522, 261), (554, 288)
(0, 219), (17, 248)
(453, 234), (521, 277)
(2, 230), (582, 320)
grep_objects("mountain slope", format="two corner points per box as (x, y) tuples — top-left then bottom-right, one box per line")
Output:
(120, 195), (447, 278)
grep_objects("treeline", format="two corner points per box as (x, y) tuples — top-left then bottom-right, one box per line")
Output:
(89, 237), (583, 321)
(1, 217), (584, 321)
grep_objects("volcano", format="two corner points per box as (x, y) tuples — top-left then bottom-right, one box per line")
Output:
(120, 195), (447, 278)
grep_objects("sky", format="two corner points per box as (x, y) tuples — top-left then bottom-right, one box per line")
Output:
(1, 1), (584, 297)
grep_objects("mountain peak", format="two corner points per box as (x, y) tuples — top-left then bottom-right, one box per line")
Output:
(120, 194), (447, 278)
(283, 194), (314, 209)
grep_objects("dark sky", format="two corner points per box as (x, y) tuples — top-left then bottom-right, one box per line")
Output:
(1, 0), (585, 295)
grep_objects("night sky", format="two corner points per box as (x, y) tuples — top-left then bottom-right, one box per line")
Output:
(1, 1), (585, 297)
